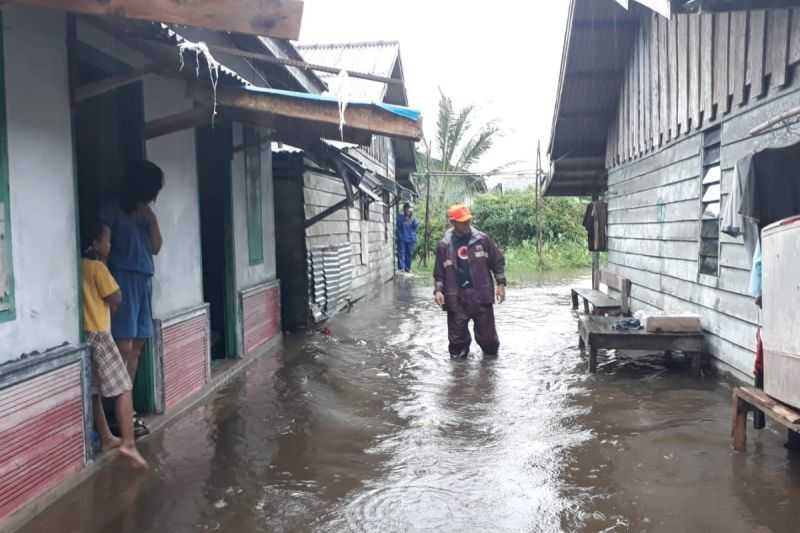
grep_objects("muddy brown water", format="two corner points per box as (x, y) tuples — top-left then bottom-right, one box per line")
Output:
(19, 272), (800, 533)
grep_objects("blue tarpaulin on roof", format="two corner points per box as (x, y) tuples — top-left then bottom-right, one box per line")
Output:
(242, 86), (421, 122)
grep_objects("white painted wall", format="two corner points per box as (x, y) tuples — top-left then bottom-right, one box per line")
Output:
(0, 8), (80, 363)
(231, 124), (277, 290)
(144, 76), (205, 318)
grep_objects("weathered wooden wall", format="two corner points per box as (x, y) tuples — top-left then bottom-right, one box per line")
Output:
(303, 166), (394, 304)
(607, 8), (800, 167)
(606, 8), (800, 378)
(274, 145), (398, 328)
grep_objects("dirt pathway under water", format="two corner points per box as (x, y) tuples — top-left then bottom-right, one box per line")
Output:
(19, 273), (800, 533)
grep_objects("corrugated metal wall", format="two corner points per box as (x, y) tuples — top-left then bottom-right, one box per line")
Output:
(308, 243), (352, 322)
(0, 361), (86, 519)
(242, 282), (281, 355)
(162, 310), (210, 411)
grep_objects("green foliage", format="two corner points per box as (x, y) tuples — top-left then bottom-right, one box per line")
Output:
(412, 190), (591, 274)
(414, 240), (592, 281)
(471, 191), (587, 248)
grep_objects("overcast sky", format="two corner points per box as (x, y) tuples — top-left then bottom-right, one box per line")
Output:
(298, 0), (570, 174)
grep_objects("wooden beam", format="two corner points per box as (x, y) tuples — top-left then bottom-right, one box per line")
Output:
(675, 0), (800, 12)
(144, 107), (213, 140)
(196, 85), (422, 141)
(5, 0), (304, 40)
(304, 199), (349, 229)
(565, 70), (624, 81)
(205, 44), (403, 86)
(73, 63), (166, 103)
(558, 110), (616, 119)
(222, 107), (373, 146)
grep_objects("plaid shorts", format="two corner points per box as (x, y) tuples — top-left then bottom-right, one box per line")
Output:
(87, 331), (133, 398)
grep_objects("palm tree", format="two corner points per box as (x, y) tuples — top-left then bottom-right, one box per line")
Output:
(417, 91), (508, 263)
(434, 89), (500, 199)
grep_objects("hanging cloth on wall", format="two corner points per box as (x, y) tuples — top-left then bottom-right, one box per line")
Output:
(582, 200), (608, 252)
(723, 141), (800, 268)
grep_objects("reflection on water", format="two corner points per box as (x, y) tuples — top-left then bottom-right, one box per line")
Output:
(19, 271), (800, 533)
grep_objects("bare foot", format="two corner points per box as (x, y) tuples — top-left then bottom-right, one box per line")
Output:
(118, 444), (149, 470)
(102, 436), (122, 452)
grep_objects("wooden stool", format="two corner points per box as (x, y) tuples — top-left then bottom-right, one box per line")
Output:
(732, 386), (800, 452)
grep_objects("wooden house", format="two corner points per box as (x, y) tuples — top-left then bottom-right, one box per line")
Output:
(274, 41), (418, 329)
(0, 3), (422, 528)
(547, 0), (800, 379)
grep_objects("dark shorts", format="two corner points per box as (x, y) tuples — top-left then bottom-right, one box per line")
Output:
(110, 270), (153, 340)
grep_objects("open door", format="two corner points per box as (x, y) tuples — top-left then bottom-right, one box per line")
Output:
(197, 124), (238, 360)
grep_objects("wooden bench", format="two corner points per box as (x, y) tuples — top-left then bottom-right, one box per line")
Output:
(732, 386), (800, 452)
(571, 271), (632, 316)
(578, 315), (705, 373)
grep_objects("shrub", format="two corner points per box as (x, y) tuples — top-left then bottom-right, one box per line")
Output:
(471, 191), (587, 248)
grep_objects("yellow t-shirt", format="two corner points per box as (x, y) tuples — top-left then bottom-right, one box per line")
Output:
(81, 259), (120, 333)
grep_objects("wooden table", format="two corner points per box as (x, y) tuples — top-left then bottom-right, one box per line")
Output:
(732, 386), (800, 452)
(578, 315), (705, 373)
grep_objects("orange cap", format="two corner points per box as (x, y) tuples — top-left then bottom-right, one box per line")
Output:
(447, 204), (473, 223)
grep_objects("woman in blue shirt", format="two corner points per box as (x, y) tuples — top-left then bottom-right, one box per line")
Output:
(99, 160), (164, 436)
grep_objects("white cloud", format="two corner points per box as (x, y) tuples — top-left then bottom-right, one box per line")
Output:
(299, 0), (570, 174)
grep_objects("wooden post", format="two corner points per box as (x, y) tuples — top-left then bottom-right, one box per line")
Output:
(422, 141), (433, 267)
(591, 193), (600, 290)
(690, 352), (703, 375)
(535, 141), (544, 269)
(589, 346), (598, 373)
(732, 393), (748, 451)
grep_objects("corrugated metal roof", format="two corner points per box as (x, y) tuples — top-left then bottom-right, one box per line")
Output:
(295, 41), (401, 102)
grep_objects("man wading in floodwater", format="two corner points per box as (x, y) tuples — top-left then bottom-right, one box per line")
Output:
(434, 204), (507, 359)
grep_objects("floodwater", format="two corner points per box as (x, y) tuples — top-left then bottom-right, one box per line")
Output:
(19, 272), (800, 533)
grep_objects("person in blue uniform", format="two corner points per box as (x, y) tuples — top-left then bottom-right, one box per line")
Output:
(397, 203), (419, 273)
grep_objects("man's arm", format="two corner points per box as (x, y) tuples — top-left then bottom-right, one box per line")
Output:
(433, 243), (446, 305)
(486, 236), (507, 303)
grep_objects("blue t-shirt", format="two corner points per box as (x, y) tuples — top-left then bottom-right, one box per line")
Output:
(99, 204), (154, 275)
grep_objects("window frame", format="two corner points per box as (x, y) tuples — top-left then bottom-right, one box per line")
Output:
(697, 126), (722, 279)
(0, 14), (14, 323)
(244, 126), (264, 266)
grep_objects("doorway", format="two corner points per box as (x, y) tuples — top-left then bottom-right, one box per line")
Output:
(197, 124), (237, 360)
(73, 47), (160, 413)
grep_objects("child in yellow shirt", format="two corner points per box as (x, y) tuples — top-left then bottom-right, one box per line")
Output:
(82, 221), (148, 469)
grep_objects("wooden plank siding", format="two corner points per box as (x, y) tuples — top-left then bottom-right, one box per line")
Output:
(302, 167), (396, 304)
(700, 13), (714, 125)
(611, 7), (799, 167)
(604, 7), (800, 377)
(713, 12), (731, 118)
(677, 14), (689, 135)
(688, 14), (700, 130)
